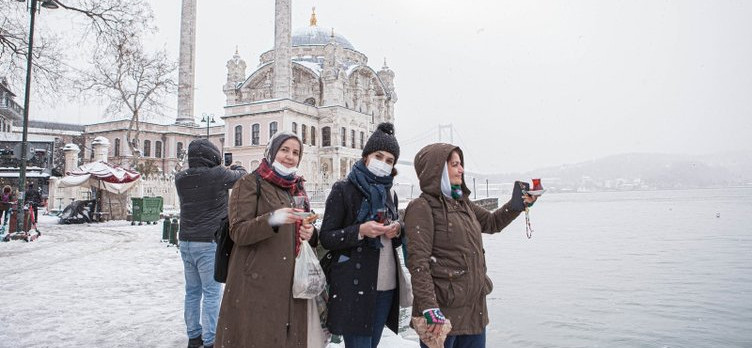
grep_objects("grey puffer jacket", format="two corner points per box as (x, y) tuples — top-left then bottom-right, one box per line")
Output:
(175, 139), (246, 242)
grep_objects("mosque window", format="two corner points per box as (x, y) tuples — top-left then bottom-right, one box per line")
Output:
(114, 139), (120, 157)
(311, 126), (316, 146)
(252, 124), (260, 145)
(292, 122), (298, 134)
(360, 131), (365, 149)
(322, 127), (331, 147)
(143, 140), (151, 157)
(304, 97), (316, 106)
(270, 122), (278, 139)
(341, 127), (347, 147)
(301, 124), (307, 144)
(351, 129), (356, 148)
(155, 141), (163, 158)
(235, 125), (243, 146)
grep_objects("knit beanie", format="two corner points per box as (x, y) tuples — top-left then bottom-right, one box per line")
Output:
(362, 122), (400, 161)
(264, 131), (303, 166)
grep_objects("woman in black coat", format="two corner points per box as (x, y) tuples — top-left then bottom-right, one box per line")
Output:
(320, 123), (405, 348)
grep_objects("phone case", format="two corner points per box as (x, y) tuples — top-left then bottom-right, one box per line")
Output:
(510, 181), (530, 212)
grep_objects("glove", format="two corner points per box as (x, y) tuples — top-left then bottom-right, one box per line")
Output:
(422, 308), (446, 325)
(268, 208), (291, 227)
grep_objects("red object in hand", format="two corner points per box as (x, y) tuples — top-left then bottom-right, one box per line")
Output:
(532, 178), (543, 191)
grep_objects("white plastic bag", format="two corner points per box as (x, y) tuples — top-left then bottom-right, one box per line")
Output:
(293, 242), (327, 299)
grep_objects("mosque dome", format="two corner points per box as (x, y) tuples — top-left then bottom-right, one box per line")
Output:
(292, 25), (355, 50)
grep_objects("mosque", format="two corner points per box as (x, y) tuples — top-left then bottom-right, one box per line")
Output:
(82, 0), (397, 192)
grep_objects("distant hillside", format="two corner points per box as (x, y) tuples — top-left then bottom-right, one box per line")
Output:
(480, 152), (752, 192)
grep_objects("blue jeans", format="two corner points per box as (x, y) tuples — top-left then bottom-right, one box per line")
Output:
(420, 328), (486, 348)
(180, 241), (222, 346)
(344, 289), (395, 348)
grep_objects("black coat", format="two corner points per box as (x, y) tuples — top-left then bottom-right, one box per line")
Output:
(319, 179), (403, 336)
(175, 139), (247, 242)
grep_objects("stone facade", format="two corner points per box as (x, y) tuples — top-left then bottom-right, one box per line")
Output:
(82, 120), (223, 176)
(222, 8), (397, 190)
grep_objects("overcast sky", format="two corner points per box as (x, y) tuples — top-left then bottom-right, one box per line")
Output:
(29, 0), (752, 174)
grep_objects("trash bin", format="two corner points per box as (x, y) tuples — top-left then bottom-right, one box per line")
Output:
(131, 197), (163, 225)
(162, 217), (171, 241)
(169, 218), (179, 246)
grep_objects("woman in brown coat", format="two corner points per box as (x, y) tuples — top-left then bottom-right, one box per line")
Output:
(404, 143), (537, 347)
(216, 132), (317, 348)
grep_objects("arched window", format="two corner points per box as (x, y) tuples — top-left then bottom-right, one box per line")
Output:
(322, 127), (331, 147)
(114, 138), (120, 157)
(301, 124), (307, 144)
(143, 140), (151, 157)
(234, 125), (243, 146)
(360, 131), (365, 149)
(177, 142), (184, 157)
(304, 97), (316, 106)
(252, 123), (260, 145)
(155, 141), (163, 158)
(292, 122), (298, 134)
(341, 127), (347, 147)
(269, 121), (278, 139)
(311, 126), (316, 146)
(351, 129), (356, 148)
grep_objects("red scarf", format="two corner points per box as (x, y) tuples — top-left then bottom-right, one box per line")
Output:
(257, 159), (308, 255)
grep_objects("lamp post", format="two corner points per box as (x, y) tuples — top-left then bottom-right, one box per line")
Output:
(11, 0), (59, 240)
(200, 113), (215, 138)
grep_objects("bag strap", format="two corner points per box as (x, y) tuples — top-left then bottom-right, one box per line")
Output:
(253, 170), (261, 216)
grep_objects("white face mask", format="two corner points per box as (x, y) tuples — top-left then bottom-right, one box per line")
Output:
(272, 161), (298, 176)
(367, 158), (393, 177)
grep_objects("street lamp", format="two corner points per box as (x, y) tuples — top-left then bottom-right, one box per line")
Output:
(10, 0), (59, 241)
(200, 113), (215, 138)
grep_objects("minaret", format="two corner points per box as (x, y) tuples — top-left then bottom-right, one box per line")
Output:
(176, 0), (197, 125)
(273, 0), (292, 99)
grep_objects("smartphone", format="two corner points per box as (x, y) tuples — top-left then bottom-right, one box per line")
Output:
(223, 153), (233, 166)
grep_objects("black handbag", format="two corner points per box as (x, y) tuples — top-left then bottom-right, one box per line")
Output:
(213, 216), (232, 283)
(213, 171), (261, 283)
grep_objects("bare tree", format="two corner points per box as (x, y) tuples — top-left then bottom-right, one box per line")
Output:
(0, 0), (153, 95)
(78, 33), (177, 166)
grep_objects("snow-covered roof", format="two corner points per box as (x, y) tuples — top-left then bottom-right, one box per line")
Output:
(293, 59), (323, 77)
(292, 25), (355, 50)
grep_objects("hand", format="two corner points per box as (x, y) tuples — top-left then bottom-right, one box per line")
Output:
(299, 223), (314, 241)
(359, 221), (390, 239)
(384, 221), (401, 239)
(268, 208), (302, 227)
(523, 194), (537, 206)
(422, 308), (446, 336)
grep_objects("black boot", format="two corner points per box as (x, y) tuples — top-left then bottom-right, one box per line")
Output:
(187, 335), (203, 348)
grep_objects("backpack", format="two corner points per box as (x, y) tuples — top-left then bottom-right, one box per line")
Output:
(214, 171), (261, 283)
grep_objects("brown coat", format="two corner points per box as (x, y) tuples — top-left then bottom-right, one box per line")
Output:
(404, 143), (522, 335)
(216, 173), (314, 348)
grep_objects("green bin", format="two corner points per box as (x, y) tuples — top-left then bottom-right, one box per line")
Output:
(131, 196), (163, 225)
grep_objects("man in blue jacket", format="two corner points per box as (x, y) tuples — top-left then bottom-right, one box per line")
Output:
(175, 139), (246, 348)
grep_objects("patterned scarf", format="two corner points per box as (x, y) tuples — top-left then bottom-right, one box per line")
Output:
(347, 160), (395, 248)
(451, 184), (463, 200)
(257, 159), (308, 255)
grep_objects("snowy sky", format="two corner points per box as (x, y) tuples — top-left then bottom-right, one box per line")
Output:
(26, 0), (752, 174)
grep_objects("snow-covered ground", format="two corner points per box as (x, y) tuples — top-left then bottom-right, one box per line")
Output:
(0, 215), (418, 348)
